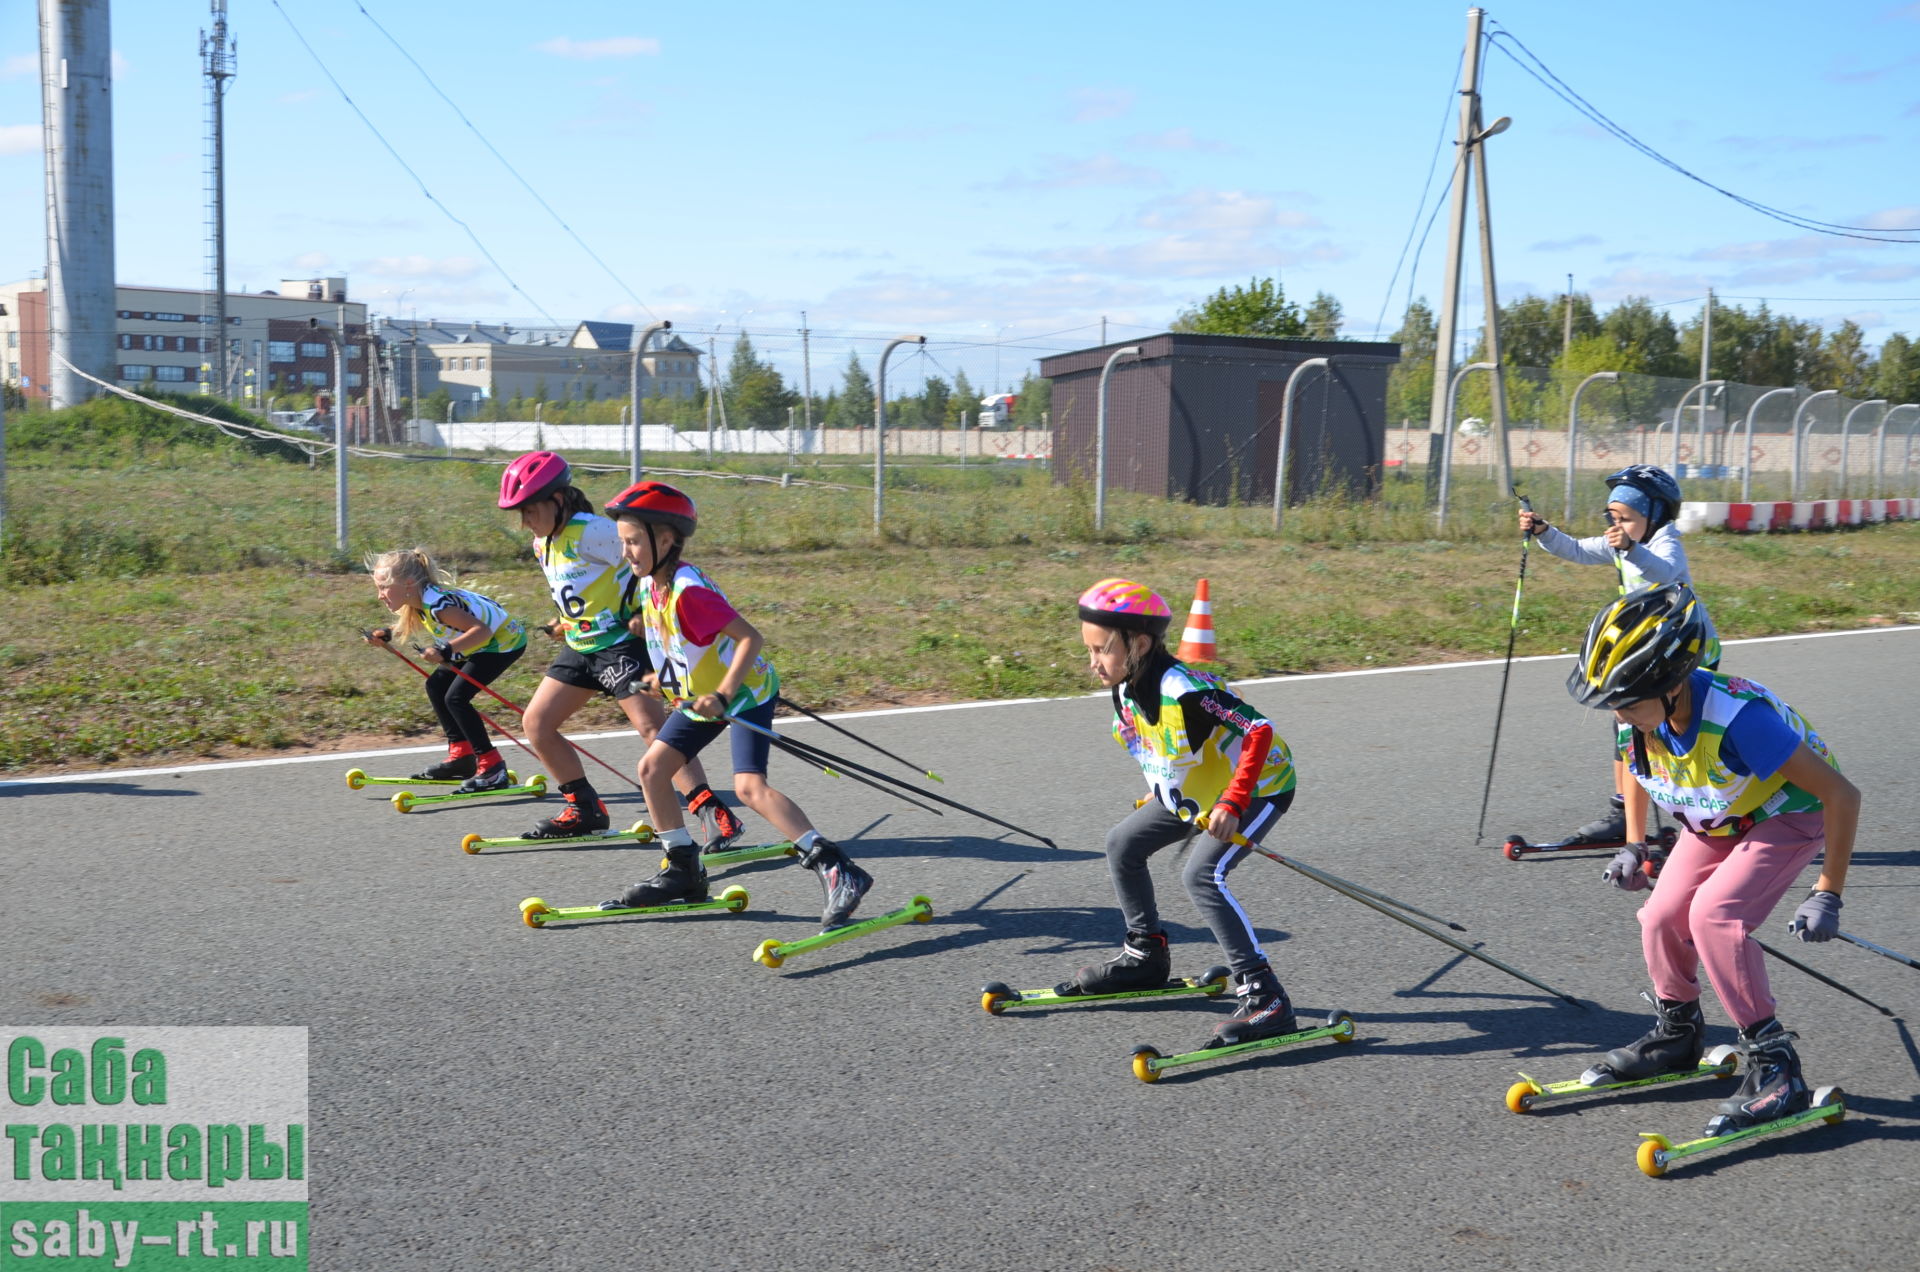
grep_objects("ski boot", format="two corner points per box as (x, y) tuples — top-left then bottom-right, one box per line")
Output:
(602, 845), (710, 911)
(413, 746), (476, 782)
(1054, 931), (1172, 998)
(797, 838), (872, 929)
(1705, 1019), (1810, 1137)
(1580, 992), (1706, 1086)
(453, 761), (513, 795)
(1209, 965), (1297, 1048)
(688, 786), (744, 851)
(522, 790), (611, 840)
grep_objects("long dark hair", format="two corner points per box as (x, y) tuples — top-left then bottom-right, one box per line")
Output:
(542, 485), (596, 552)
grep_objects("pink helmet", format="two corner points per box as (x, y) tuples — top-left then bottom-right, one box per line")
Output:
(498, 451), (571, 510)
(1077, 578), (1172, 637)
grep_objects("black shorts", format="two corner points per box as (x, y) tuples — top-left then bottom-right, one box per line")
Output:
(544, 639), (653, 700)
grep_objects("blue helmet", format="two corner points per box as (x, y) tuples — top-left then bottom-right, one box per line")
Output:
(1604, 465), (1682, 532)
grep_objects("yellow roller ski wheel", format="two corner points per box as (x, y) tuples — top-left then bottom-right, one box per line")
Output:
(1636, 1138), (1667, 1178)
(719, 886), (750, 912)
(460, 833), (484, 855)
(526, 773), (546, 795)
(520, 899), (552, 930)
(981, 990), (1009, 1016)
(627, 821), (656, 841)
(752, 939), (784, 969)
(345, 768), (367, 790)
(391, 791), (415, 814)
(1131, 1047), (1162, 1084)
(1505, 1080), (1539, 1115)
(912, 895), (935, 922)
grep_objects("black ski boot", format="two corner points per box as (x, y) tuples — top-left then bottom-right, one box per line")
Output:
(1054, 931), (1172, 997)
(521, 790), (610, 839)
(1705, 1019), (1810, 1137)
(602, 846), (709, 910)
(453, 763), (512, 795)
(1209, 965), (1296, 1047)
(797, 838), (872, 929)
(1581, 992), (1706, 1085)
(413, 749), (476, 782)
(1565, 793), (1629, 846)
(688, 786), (743, 851)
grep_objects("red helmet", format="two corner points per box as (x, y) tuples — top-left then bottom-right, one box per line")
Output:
(605, 481), (697, 537)
(498, 451), (571, 510)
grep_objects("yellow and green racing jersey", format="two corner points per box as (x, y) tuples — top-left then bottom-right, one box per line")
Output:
(1638, 671), (1838, 837)
(533, 513), (633, 654)
(416, 584), (526, 656)
(641, 562), (777, 719)
(1113, 659), (1295, 820)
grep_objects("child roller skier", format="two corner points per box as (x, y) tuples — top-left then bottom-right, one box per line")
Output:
(364, 548), (527, 791)
(596, 481), (875, 929)
(1518, 465), (1719, 849)
(496, 451), (741, 845)
(1064, 579), (1301, 1048)
(1566, 583), (1859, 1137)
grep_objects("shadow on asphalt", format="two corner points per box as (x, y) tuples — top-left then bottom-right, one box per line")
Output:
(0, 781), (199, 798)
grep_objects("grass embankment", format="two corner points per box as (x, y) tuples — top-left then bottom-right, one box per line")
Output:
(4, 394), (1918, 772)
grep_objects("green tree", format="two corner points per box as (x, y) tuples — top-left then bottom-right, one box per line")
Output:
(1170, 276), (1306, 338)
(1012, 370), (1051, 428)
(1813, 320), (1872, 397)
(826, 351), (873, 429)
(1302, 291), (1344, 341)
(1600, 297), (1681, 377)
(724, 332), (796, 428)
(1385, 299), (1436, 425)
(1872, 332), (1919, 405)
(920, 376), (952, 429)
(946, 367), (977, 427)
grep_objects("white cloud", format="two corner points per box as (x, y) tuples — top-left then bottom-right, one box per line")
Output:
(1069, 88), (1135, 124)
(111, 51), (128, 80)
(1585, 266), (1712, 303)
(1531, 234), (1602, 252)
(357, 255), (486, 281)
(1134, 188), (1320, 233)
(1859, 205), (1920, 230)
(290, 251), (333, 272)
(986, 153), (1165, 192)
(1, 54), (35, 79)
(1823, 51), (1920, 83)
(0, 124), (40, 155)
(534, 36), (661, 60)
(1124, 127), (1235, 155)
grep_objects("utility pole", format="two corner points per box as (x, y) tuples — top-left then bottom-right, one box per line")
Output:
(1472, 102), (1514, 497)
(41, 0), (118, 407)
(201, 0), (236, 400)
(800, 311), (813, 433)
(1425, 6), (1487, 500)
(1562, 273), (1573, 357)
(705, 333), (716, 461)
(1697, 287), (1713, 470)
(1101, 315), (1108, 345)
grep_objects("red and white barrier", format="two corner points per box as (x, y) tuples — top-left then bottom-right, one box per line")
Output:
(1678, 498), (1918, 533)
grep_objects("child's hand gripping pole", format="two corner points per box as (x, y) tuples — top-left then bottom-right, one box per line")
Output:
(1173, 808), (1585, 1008)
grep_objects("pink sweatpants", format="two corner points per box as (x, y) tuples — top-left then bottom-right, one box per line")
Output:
(1636, 811), (1826, 1030)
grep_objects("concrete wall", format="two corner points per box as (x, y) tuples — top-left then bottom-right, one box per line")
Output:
(411, 421), (1053, 459)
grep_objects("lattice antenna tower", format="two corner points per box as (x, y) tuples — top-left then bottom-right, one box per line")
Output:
(201, 0), (236, 398)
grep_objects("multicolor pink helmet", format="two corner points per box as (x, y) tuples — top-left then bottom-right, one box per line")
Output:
(1077, 578), (1172, 637)
(498, 451), (571, 510)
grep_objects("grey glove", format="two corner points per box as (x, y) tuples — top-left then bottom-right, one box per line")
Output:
(1602, 842), (1652, 892)
(1790, 890), (1842, 943)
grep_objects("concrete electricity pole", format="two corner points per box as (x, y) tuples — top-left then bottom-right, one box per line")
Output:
(40, 0), (118, 407)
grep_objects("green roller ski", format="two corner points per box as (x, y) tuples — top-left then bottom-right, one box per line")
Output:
(1130, 1009), (1358, 1083)
(392, 774), (548, 812)
(978, 966), (1231, 1015)
(1505, 1046), (1740, 1114)
(460, 820), (656, 855)
(519, 884), (750, 928)
(346, 766), (519, 789)
(690, 841), (797, 871)
(1636, 1086), (1846, 1177)
(752, 895), (934, 968)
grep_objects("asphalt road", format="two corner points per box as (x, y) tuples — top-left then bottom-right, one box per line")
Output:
(5, 629), (1917, 1271)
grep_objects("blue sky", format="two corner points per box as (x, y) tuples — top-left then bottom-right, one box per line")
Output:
(3, 1), (1918, 396)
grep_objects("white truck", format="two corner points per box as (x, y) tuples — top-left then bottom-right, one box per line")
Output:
(978, 393), (1017, 428)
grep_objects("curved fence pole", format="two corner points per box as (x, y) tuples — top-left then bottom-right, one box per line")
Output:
(1565, 370), (1619, 521)
(1741, 388), (1795, 503)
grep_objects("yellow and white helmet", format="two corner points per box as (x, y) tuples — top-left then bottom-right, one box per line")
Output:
(1567, 583), (1710, 710)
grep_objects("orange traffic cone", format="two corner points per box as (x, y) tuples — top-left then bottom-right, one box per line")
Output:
(1177, 579), (1216, 664)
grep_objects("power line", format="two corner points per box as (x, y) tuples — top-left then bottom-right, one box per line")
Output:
(266, 0), (561, 326)
(1375, 46), (1467, 339)
(348, 2), (658, 323)
(1486, 22), (1920, 243)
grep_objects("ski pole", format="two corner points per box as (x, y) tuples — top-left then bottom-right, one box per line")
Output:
(366, 629), (642, 792)
(1755, 938), (1895, 1017)
(776, 695), (944, 782)
(736, 717), (947, 817)
(1181, 814), (1582, 1007)
(1836, 930), (1920, 971)
(359, 632), (543, 765)
(1473, 490), (1532, 845)
(724, 711), (1056, 848)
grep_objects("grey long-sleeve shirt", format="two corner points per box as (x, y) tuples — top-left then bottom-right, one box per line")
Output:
(1535, 522), (1719, 646)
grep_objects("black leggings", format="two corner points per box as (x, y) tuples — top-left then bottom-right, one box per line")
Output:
(426, 647), (524, 751)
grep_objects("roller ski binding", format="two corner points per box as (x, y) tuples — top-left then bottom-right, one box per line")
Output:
(413, 750), (477, 782)
(522, 791), (610, 840)
(460, 820), (655, 855)
(390, 773), (548, 812)
(603, 846), (710, 910)
(345, 766), (518, 790)
(1208, 966), (1296, 1047)
(1637, 1023), (1843, 1176)
(797, 838), (873, 930)
(1505, 993), (1736, 1113)
(751, 895), (933, 969)
(520, 885), (749, 929)
(980, 964), (1229, 1015)
(1130, 1007), (1357, 1083)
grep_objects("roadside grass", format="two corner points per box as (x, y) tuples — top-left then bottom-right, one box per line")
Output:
(4, 395), (1918, 771)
